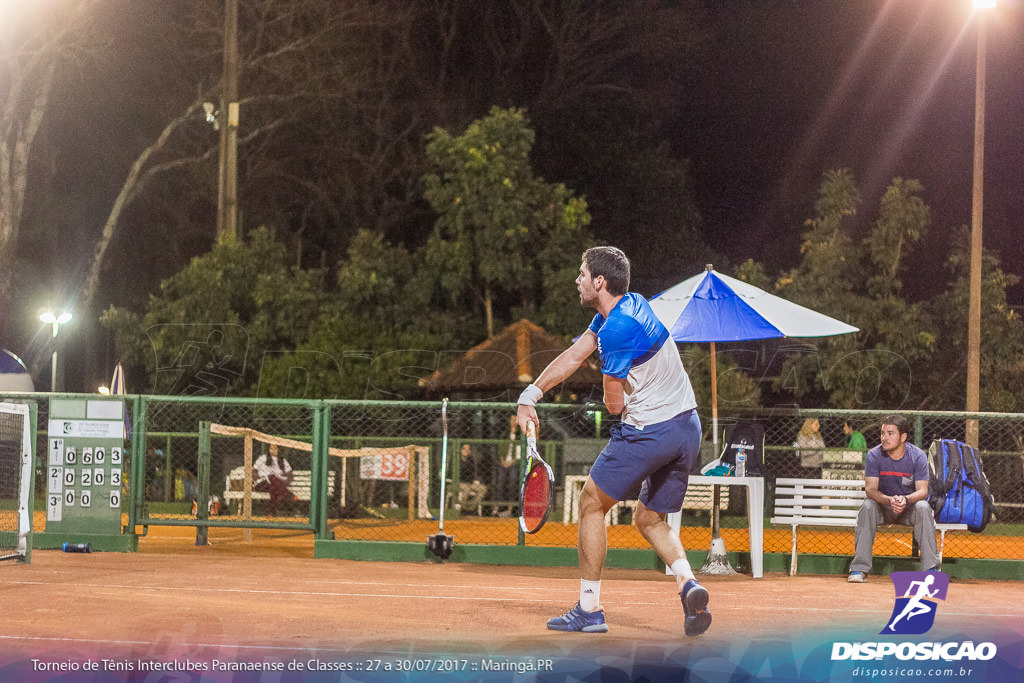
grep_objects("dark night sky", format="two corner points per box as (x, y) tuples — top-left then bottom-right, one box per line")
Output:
(680, 0), (1023, 304)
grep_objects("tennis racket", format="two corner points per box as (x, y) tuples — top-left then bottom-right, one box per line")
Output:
(518, 422), (555, 534)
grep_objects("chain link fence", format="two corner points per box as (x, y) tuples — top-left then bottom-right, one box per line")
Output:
(9, 393), (1022, 563)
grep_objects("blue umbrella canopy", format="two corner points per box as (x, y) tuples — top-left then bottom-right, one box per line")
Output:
(649, 266), (859, 343)
(648, 265), (858, 451)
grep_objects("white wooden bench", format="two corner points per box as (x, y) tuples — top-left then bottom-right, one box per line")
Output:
(223, 466), (335, 513)
(770, 477), (967, 576)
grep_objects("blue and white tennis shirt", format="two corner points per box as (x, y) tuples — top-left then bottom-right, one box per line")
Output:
(588, 292), (697, 428)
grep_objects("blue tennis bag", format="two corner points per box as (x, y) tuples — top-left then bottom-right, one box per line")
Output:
(927, 439), (994, 533)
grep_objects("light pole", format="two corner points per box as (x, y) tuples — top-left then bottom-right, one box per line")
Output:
(966, 0), (994, 448)
(39, 311), (72, 392)
(216, 0), (239, 241)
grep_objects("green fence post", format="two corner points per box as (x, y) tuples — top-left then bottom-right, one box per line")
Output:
(914, 415), (923, 448)
(163, 434), (172, 503)
(311, 402), (330, 540)
(195, 421), (211, 546)
(451, 439), (461, 516)
(128, 395), (147, 533)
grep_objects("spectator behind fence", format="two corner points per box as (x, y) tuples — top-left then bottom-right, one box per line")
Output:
(844, 421), (867, 451)
(254, 444), (296, 516)
(794, 417), (826, 469)
(492, 416), (521, 517)
(458, 443), (487, 515)
(847, 414), (938, 583)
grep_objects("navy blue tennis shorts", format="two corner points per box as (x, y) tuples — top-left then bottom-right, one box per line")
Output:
(589, 409), (702, 514)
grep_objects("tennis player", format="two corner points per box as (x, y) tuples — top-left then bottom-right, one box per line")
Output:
(517, 246), (709, 636)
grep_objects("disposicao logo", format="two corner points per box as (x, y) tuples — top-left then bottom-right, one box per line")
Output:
(882, 570), (948, 635)
(831, 570), (997, 663)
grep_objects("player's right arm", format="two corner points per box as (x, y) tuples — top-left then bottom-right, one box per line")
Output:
(865, 475), (903, 512)
(864, 476), (887, 505)
(517, 331), (598, 434)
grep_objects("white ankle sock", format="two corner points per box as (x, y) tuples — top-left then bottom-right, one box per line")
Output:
(579, 579), (601, 611)
(670, 558), (695, 586)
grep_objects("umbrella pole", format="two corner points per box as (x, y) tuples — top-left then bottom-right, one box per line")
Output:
(710, 340), (720, 540)
(701, 341), (735, 575)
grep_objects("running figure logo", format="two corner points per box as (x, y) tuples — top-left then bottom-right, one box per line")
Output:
(881, 571), (950, 635)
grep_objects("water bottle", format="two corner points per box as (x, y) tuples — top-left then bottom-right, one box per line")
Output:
(735, 449), (747, 477)
(62, 542), (91, 553)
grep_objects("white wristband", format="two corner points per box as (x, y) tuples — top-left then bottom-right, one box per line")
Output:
(518, 384), (543, 407)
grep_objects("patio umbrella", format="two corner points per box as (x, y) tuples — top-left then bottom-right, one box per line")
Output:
(649, 264), (859, 453)
(649, 265), (858, 573)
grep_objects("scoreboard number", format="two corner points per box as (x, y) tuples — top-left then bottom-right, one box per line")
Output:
(49, 439), (65, 466)
(49, 466), (64, 494)
(47, 495), (63, 522)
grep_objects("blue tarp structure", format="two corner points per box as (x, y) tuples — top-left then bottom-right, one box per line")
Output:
(0, 349), (34, 392)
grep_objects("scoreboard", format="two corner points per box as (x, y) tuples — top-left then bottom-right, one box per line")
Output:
(46, 398), (127, 536)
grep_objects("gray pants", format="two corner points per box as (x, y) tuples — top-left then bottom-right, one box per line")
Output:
(850, 499), (940, 573)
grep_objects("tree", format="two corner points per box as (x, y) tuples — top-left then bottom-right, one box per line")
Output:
(0, 0), (105, 304)
(100, 227), (327, 396)
(84, 1), (431, 310)
(9, 1), (710, 392)
(422, 106), (593, 338)
(927, 229), (1024, 412)
(773, 170), (935, 409)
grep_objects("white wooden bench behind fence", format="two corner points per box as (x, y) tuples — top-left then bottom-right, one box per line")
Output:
(224, 467), (334, 512)
(770, 477), (967, 576)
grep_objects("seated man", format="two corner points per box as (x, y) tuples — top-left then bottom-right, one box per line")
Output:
(253, 444), (295, 516)
(848, 414), (938, 582)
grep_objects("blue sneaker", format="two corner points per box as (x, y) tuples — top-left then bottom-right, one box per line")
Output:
(681, 579), (711, 637)
(546, 602), (608, 633)
(848, 571), (867, 583)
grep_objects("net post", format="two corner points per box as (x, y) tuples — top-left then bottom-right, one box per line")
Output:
(24, 402), (38, 563)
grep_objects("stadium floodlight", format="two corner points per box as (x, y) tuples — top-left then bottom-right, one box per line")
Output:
(38, 310), (72, 391)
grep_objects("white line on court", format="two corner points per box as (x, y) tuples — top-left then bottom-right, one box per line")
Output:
(0, 634), (349, 655)
(5, 580), (1020, 618)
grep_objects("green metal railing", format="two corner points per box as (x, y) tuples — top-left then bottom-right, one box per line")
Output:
(6, 392), (1022, 567)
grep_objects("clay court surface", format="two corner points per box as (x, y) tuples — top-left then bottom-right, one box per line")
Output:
(3, 526), (1023, 681)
